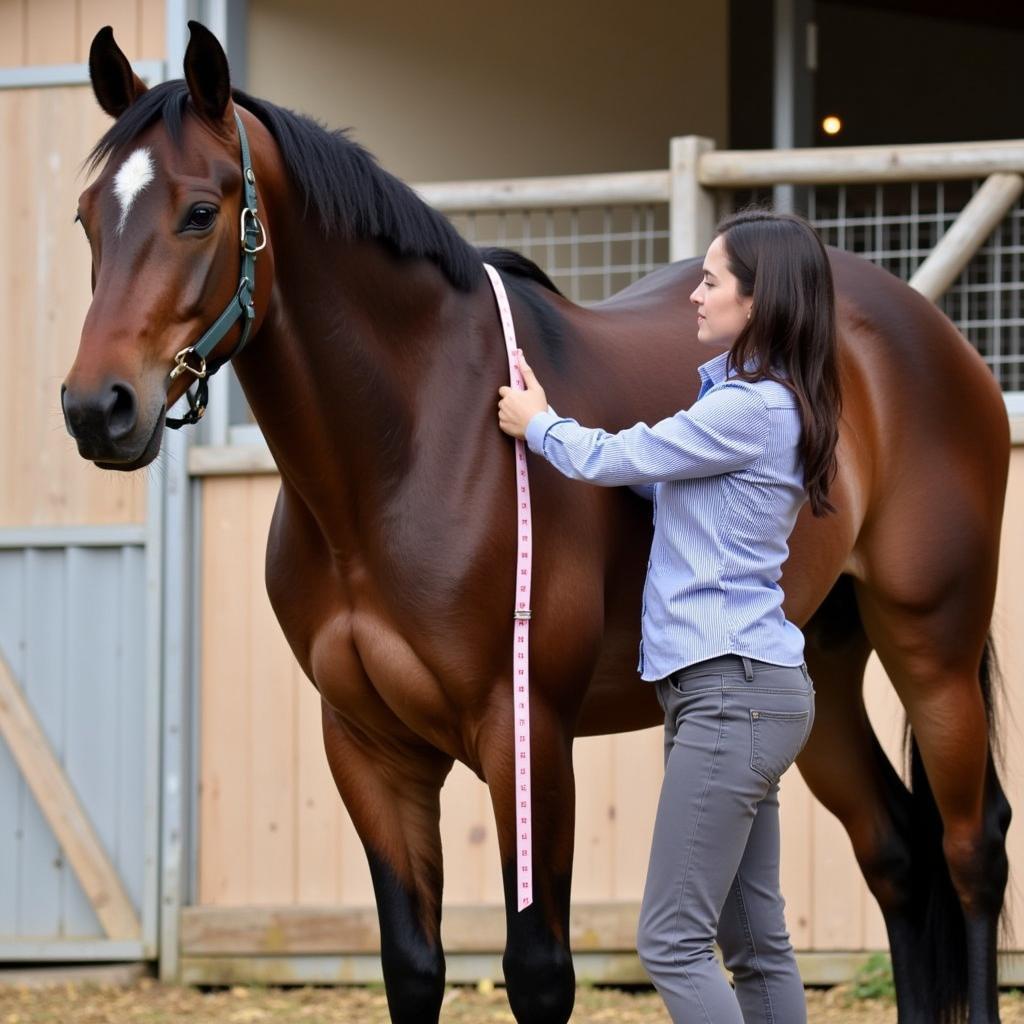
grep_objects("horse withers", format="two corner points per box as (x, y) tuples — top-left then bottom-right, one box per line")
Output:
(63, 22), (1011, 1024)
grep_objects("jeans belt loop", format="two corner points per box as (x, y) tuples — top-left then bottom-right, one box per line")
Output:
(741, 656), (754, 682)
(800, 662), (810, 682)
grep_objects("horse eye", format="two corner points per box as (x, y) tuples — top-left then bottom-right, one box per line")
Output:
(185, 205), (217, 231)
(74, 211), (91, 242)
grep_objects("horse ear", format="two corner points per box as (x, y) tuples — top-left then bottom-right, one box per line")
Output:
(89, 26), (148, 118)
(184, 20), (232, 125)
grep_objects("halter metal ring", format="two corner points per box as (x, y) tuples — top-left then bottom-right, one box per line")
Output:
(240, 207), (267, 253)
(170, 346), (208, 381)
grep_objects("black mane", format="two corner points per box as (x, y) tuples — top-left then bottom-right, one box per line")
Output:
(88, 80), (560, 296)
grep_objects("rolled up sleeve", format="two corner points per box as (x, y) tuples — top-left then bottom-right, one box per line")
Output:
(524, 382), (770, 486)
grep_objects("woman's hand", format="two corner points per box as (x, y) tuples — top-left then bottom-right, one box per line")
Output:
(498, 350), (548, 439)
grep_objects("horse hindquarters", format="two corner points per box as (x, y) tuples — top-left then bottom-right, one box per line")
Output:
(320, 704), (454, 1024)
(479, 701), (577, 1024)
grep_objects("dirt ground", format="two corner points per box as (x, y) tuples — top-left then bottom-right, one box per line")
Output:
(1, 981), (1023, 1023)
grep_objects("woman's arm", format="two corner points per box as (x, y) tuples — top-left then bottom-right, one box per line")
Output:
(498, 350), (769, 487)
(523, 386), (769, 486)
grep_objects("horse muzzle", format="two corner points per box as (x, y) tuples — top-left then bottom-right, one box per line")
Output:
(61, 380), (164, 469)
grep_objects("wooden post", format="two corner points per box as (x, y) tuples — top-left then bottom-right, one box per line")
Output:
(909, 172), (1024, 302)
(0, 653), (141, 940)
(670, 136), (716, 262)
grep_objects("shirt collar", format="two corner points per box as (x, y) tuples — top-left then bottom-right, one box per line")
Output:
(697, 350), (762, 393)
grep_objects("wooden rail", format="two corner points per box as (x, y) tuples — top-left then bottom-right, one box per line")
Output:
(410, 138), (1024, 211)
(910, 173), (1024, 301)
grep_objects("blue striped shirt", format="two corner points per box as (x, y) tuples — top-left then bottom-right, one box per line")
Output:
(524, 350), (807, 681)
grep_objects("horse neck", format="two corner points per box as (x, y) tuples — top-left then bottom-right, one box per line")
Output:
(232, 226), (498, 533)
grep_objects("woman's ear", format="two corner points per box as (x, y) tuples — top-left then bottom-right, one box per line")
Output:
(183, 20), (233, 126)
(89, 26), (148, 119)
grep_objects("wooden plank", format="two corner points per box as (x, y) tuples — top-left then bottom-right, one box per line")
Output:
(0, 551), (27, 934)
(0, 649), (140, 939)
(0, 85), (145, 528)
(198, 478), (254, 905)
(699, 139), (1024, 188)
(189, 444), (278, 476)
(21, 550), (68, 936)
(670, 136), (716, 261)
(137, 0), (165, 60)
(62, 547), (122, 935)
(181, 901), (645, 955)
(412, 170), (671, 212)
(248, 479), (297, 904)
(779, 768), (814, 949)
(439, 760), (490, 904)
(24, 0), (77, 65)
(337, 769), (374, 905)
(862, 656), (905, 950)
(0, 939), (145, 961)
(191, 947), (1024, 988)
(572, 735), (614, 903)
(810, 787), (865, 949)
(295, 681), (341, 905)
(115, 545), (147, 914)
(0, 961), (149, 985)
(0, 1), (27, 65)
(77, 0), (137, 64)
(610, 726), (661, 901)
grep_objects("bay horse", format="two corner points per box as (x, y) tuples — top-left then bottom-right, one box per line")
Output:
(63, 22), (1010, 1024)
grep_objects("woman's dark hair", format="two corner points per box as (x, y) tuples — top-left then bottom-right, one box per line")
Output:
(716, 209), (841, 517)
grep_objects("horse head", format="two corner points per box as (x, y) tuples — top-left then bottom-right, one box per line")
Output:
(62, 22), (270, 469)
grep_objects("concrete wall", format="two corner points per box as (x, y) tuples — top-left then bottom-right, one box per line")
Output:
(247, 0), (729, 182)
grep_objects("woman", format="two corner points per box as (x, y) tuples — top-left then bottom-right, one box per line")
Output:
(497, 209), (841, 1023)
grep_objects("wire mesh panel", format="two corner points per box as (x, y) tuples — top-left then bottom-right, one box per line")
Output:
(729, 182), (1024, 394)
(448, 205), (671, 304)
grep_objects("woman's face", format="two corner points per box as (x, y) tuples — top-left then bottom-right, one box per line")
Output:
(689, 233), (753, 348)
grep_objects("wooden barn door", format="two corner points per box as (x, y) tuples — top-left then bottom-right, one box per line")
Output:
(0, 0), (165, 962)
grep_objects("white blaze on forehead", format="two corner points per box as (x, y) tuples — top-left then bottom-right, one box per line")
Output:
(112, 147), (155, 234)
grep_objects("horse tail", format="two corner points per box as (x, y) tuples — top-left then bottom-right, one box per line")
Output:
(904, 632), (1006, 1024)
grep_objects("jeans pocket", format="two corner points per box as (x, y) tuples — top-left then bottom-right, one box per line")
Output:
(749, 709), (810, 785)
(668, 672), (723, 697)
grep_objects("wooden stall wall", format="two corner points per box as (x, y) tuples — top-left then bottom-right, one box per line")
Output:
(0, 0), (164, 529)
(195, 449), (1024, 959)
(0, 0), (164, 68)
(0, 0), (166, 962)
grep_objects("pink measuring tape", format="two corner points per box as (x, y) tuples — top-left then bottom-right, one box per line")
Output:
(483, 263), (534, 912)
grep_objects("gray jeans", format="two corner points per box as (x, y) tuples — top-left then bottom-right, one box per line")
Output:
(637, 654), (815, 1024)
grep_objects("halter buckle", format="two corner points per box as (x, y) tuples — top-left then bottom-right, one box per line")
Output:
(170, 347), (208, 381)
(240, 207), (267, 254)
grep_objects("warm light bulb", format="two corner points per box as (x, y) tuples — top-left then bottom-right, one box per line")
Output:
(822, 115), (842, 136)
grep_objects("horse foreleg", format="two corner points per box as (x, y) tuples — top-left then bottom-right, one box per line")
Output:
(480, 699), (576, 1024)
(321, 702), (454, 1024)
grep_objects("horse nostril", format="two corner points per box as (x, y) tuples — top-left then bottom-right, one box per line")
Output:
(107, 383), (138, 439)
